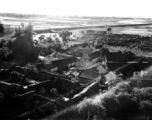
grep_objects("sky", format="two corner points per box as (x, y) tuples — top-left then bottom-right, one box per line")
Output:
(0, 0), (152, 18)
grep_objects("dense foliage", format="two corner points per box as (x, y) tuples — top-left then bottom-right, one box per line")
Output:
(76, 82), (152, 120)
(12, 24), (39, 62)
(55, 81), (152, 120)
(0, 23), (39, 64)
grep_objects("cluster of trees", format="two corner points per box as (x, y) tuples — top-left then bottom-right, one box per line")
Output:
(55, 81), (152, 120)
(0, 22), (74, 64)
(0, 23), (39, 64)
(77, 81), (152, 120)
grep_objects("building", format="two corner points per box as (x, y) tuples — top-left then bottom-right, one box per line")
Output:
(51, 57), (78, 71)
(78, 64), (107, 84)
(107, 27), (112, 35)
(129, 70), (152, 88)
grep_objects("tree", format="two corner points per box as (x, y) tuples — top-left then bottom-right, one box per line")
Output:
(140, 100), (152, 118)
(0, 22), (4, 33)
(12, 23), (38, 62)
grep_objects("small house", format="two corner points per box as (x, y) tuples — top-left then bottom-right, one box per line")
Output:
(129, 71), (152, 88)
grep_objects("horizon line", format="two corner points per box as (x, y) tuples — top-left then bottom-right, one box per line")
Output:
(0, 12), (151, 19)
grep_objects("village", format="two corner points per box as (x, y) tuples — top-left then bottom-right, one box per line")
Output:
(1, 19), (152, 120)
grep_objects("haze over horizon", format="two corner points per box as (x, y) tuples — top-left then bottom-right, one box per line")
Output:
(0, 0), (152, 18)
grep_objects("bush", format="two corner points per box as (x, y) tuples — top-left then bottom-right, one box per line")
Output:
(0, 47), (13, 61)
(0, 39), (5, 48)
(132, 87), (152, 102)
(75, 56), (93, 69)
(140, 100), (152, 118)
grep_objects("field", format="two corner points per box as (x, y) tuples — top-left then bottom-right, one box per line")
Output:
(1, 14), (152, 32)
(0, 15), (120, 29)
(1, 13), (152, 120)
